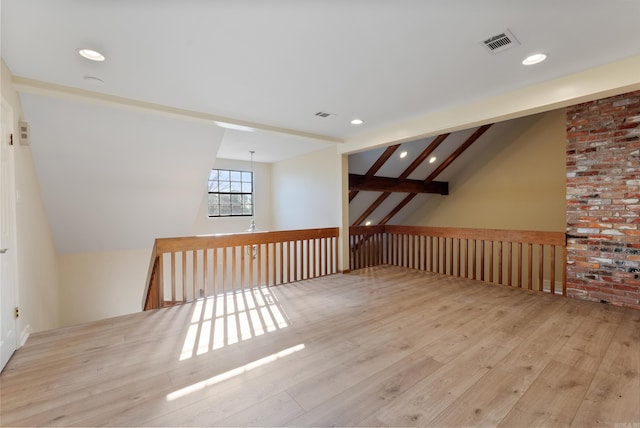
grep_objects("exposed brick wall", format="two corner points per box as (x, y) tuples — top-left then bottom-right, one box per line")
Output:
(566, 90), (640, 310)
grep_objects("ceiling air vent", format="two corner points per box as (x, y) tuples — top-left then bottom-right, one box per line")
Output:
(314, 111), (335, 118)
(481, 29), (520, 54)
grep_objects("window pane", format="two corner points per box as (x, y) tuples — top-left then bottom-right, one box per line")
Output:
(207, 168), (254, 217)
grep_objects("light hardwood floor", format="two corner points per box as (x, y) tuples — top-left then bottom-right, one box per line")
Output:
(1, 265), (638, 427)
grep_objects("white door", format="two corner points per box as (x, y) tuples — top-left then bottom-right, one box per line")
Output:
(0, 99), (18, 371)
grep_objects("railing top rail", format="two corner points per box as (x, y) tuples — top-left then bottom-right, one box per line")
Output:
(154, 227), (340, 254)
(350, 225), (385, 235)
(351, 225), (565, 246)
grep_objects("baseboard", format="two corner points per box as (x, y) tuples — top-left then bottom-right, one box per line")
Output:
(19, 324), (31, 347)
(542, 280), (564, 295)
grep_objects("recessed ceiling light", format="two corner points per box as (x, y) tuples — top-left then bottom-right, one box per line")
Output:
(83, 76), (104, 86)
(429, 156), (437, 163)
(365, 221), (372, 226)
(522, 53), (547, 65)
(350, 118), (363, 125)
(78, 48), (105, 62)
(399, 150), (408, 158)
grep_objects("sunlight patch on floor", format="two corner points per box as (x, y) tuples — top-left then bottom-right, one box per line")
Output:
(179, 286), (289, 361)
(167, 343), (305, 401)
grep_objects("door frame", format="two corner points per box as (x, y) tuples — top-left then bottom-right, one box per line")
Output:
(1, 97), (19, 372)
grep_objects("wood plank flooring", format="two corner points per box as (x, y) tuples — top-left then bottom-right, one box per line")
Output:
(1, 265), (638, 427)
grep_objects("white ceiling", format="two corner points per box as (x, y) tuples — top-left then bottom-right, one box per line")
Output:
(2, 1), (640, 252)
(3, 1), (640, 143)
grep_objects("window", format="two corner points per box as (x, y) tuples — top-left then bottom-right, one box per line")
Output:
(208, 169), (253, 217)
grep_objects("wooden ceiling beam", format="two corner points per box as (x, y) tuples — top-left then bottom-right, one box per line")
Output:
(352, 192), (391, 226)
(366, 144), (401, 178)
(350, 144), (400, 203)
(377, 124), (493, 225)
(398, 133), (450, 180)
(424, 124), (492, 185)
(349, 174), (448, 195)
(379, 194), (417, 225)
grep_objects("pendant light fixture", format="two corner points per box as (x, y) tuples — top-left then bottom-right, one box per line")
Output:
(247, 150), (258, 232)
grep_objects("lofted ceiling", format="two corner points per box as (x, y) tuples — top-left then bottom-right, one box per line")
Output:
(2, 1), (640, 253)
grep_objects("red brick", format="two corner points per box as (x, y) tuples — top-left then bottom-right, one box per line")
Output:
(567, 89), (640, 310)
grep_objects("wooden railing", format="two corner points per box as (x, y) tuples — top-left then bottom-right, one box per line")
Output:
(350, 225), (567, 295)
(143, 227), (339, 310)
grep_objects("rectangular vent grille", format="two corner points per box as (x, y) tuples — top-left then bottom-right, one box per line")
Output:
(482, 30), (520, 54)
(315, 111), (334, 118)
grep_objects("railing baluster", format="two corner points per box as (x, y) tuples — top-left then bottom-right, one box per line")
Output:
(517, 243), (522, 288)
(538, 244), (544, 292)
(240, 245), (245, 290)
(498, 241), (503, 285)
(488, 240), (493, 283)
(171, 252), (176, 305)
(528, 243), (533, 290)
(279, 242), (284, 284)
(271, 242), (277, 286)
(324, 237), (329, 274)
(181, 251), (187, 302)
(480, 240), (485, 281)
(456, 238), (461, 277)
(472, 239), (477, 280)
(222, 247), (228, 295)
(550, 245), (556, 295)
(293, 240), (298, 281)
(213, 248), (218, 295)
(507, 242), (512, 286)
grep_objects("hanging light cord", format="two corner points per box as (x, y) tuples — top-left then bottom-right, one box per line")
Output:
(248, 151), (256, 232)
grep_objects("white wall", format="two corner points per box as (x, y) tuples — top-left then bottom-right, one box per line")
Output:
(55, 158), (272, 326)
(191, 158), (272, 234)
(271, 146), (342, 230)
(57, 248), (150, 326)
(2, 59), (61, 337)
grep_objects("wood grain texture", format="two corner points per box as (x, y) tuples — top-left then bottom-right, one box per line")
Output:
(1, 265), (637, 427)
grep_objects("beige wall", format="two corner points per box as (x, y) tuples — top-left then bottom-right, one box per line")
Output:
(271, 146), (342, 231)
(58, 248), (150, 326)
(2, 60), (61, 337)
(404, 110), (566, 231)
(190, 158), (272, 234)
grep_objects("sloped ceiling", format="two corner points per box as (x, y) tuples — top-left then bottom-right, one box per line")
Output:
(22, 94), (224, 253)
(348, 120), (528, 226)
